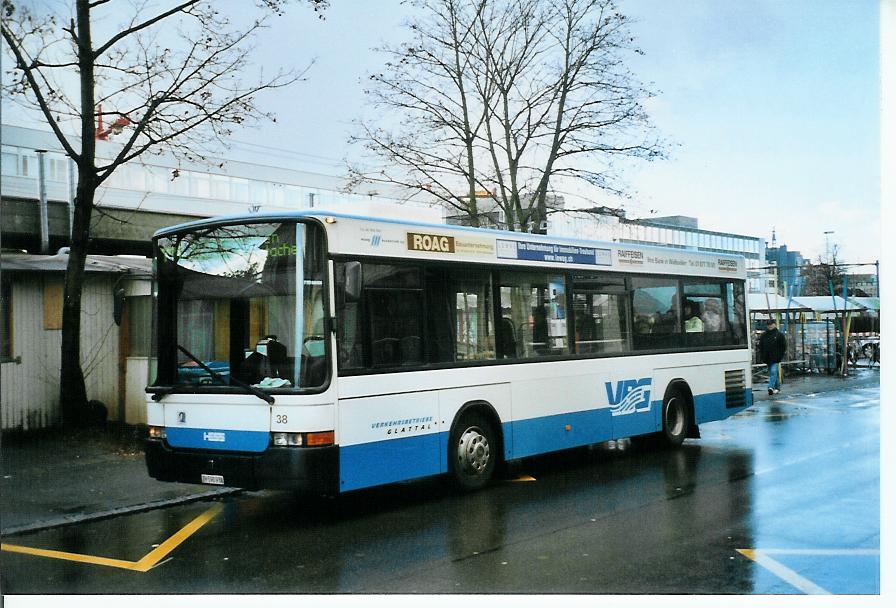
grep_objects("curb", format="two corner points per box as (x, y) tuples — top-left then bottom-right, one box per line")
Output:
(751, 376), (879, 402)
(1, 487), (241, 536)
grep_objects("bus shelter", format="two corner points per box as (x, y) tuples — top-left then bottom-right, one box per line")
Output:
(748, 294), (866, 375)
(748, 294), (813, 372)
(847, 297), (880, 335)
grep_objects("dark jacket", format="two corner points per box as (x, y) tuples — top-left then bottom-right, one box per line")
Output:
(759, 328), (787, 364)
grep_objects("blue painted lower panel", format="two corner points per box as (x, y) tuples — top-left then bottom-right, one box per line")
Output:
(511, 408), (614, 460)
(166, 427), (270, 453)
(340, 432), (442, 492)
(694, 389), (752, 424)
(612, 402), (660, 439)
(337, 388), (750, 492)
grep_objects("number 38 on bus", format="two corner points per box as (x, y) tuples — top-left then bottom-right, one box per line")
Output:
(145, 211), (752, 493)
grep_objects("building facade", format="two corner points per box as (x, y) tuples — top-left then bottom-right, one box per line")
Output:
(765, 244), (806, 296)
(0, 254), (152, 431)
(1, 124), (443, 255)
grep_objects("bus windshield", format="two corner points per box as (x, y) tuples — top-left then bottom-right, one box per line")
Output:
(153, 220), (327, 391)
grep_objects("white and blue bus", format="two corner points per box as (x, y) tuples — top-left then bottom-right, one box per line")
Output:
(145, 211), (752, 493)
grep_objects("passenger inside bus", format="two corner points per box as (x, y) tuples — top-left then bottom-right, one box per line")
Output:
(243, 335), (289, 384)
(684, 300), (704, 333)
(499, 317), (518, 358)
(702, 297), (724, 331)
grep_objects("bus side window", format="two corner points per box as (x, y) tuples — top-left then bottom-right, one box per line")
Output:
(364, 264), (424, 369)
(725, 281), (747, 345)
(500, 271), (568, 358)
(335, 261), (366, 371)
(570, 273), (628, 355)
(630, 277), (682, 351)
(425, 267), (495, 363)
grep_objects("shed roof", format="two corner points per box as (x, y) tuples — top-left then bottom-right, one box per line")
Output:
(747, 294), (866, 314)
(747, 293), (812, 313)
(790, 296), (864, 314)
(847, 297), (880, 311)
(1, 252), (152, 275)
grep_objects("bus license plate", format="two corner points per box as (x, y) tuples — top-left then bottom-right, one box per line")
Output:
(201, 474), (224, 485)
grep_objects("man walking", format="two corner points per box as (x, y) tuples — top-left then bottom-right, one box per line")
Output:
(759, 319), (787, 395)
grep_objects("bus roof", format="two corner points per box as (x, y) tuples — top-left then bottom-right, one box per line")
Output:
(153, 209), (747, 279)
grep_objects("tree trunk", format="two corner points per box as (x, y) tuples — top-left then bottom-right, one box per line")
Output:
(59, 0), (97, 425)
(60, 175), (96, 424)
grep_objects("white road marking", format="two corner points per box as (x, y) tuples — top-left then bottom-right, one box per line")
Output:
(737, 550), (828, 594)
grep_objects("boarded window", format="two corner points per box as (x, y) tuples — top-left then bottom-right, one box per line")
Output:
(43, 277), (64, 330)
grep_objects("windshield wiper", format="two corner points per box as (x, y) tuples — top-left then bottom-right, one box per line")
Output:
(152, 345), (275, 405)
(150, 382), (200, 402)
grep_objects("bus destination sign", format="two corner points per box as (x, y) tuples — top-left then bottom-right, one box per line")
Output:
(496, 239), (611, 266)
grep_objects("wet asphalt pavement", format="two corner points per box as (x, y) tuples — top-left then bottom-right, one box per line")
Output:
(1, 384), (880, 595)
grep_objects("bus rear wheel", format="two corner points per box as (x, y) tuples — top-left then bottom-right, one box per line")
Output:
(449, 412), (497, 491)
(661, 389), (689, 448)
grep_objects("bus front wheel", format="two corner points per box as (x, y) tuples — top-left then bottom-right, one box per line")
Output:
(449, 412), (497, 491)
(661, 389), (689, 448)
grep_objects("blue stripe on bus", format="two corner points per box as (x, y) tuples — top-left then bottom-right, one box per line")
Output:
(693, 388), (752, 424)
(337, 388), (752, 492)
(340, 432), (442, 492)
(511, 408), (616, 460)
(166, 427), (270, 453)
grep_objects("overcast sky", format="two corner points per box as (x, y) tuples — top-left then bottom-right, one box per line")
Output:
(234, 0), (882, 265)
(3, 0), (882, 266)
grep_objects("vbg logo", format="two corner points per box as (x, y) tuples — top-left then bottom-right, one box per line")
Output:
(606, 378), (652, 417)
(371, 234), (382, 247)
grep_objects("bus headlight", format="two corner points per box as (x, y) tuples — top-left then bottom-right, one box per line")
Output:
(272, 432), (303, 447)
(148, 426), (167, 439)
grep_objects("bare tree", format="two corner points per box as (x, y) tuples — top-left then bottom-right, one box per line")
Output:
(350, 0), (489, 225)
(350, 0), (662, 231)
(801, 244), (845, 297)
(1, 0), (326, 424)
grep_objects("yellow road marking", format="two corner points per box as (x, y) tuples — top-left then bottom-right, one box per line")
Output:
(0, 544), (143, 571)
(135, 503), (223, 571)
(1, 503), (223, 573)
(510, 475), (536, 482)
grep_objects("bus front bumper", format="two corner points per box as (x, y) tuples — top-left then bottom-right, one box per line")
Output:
(145, 439), (339, 494)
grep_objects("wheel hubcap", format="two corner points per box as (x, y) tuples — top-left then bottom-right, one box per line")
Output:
(666, 397), (685, 437)
(457, 426), (490, 475)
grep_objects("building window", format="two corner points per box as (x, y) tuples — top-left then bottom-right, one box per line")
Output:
(210, 175), (230, 199)
(1, 148), (17, 176)
(127, 296), (153, 357)
(231, 178), (249, 202)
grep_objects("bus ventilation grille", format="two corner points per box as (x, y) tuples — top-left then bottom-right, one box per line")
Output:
(724, 370), (746, 408)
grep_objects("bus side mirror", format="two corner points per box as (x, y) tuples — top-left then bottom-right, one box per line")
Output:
(344, 261), (362, 304)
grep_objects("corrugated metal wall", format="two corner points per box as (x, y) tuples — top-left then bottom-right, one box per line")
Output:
(1, 274), (121, 431)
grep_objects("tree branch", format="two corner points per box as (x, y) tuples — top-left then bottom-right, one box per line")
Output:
(93, 0), (200, 58)
(0, 25), (79, 161)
